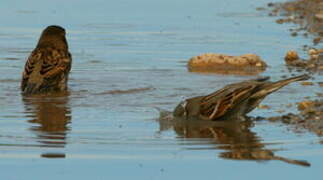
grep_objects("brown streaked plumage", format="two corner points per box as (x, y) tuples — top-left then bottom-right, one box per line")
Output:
(173, 74), (310, 120)
(21, 25), (72, 95)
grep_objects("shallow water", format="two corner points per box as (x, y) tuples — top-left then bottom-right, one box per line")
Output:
(0, 0), (323, 179)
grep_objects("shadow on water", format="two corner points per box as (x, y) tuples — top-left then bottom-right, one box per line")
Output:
(158, 111), (310, 167)
(22, 92), (71, 159)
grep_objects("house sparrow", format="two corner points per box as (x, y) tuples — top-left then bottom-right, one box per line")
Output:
(21, 25), (72, 95)
(173, 74), (310, 120)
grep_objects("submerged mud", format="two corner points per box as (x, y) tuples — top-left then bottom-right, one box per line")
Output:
(284, 49), (323, 71)
(267, 100), (323, 135)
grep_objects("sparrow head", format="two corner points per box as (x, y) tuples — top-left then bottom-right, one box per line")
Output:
(37, 25), (68, 50)
(173, 100), (187, 117)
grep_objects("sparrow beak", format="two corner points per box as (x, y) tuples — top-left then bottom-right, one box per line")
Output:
(181, 100), (188, 120)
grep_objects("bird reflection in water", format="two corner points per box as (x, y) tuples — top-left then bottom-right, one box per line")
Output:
(158, 112), (310, 167)
(23, 92), (71, 159)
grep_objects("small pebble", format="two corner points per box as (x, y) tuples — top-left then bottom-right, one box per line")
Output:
(298, 101), (314, 111)
(300, 81), (314, 86)
(258, 104), (271, 109)
(285, 50), (299, 62)
(276, 109), (286, 113)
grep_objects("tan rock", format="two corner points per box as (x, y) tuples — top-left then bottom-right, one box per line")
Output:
(258, 104), (271, 109)
(237, 57), (248, 66)
(308, 48), (320, 60)
(300, 81), (314, 86)
(285, 50), (299, 62)
(187, 53), (267, 75)
(298, 101), (314, 111)
(308, 48), (318, 56)
(228, 57), (240, 65)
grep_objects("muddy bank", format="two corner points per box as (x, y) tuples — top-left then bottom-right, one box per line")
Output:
(267, 100), (323, 135)
(264, 0), (323, 135)
(265, 0), (323, 45)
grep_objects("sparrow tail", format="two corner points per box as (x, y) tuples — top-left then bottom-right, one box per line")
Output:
(252, 74), (310, 98)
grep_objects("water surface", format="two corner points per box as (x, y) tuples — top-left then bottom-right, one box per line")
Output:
(0, 0), (322, 179)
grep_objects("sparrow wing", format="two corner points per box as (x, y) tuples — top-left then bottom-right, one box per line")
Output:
(40, 49), (71, 79)
(21, 48), (72, 93)
(21, 50), (42, 91)
(199, 81), (260, 120)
